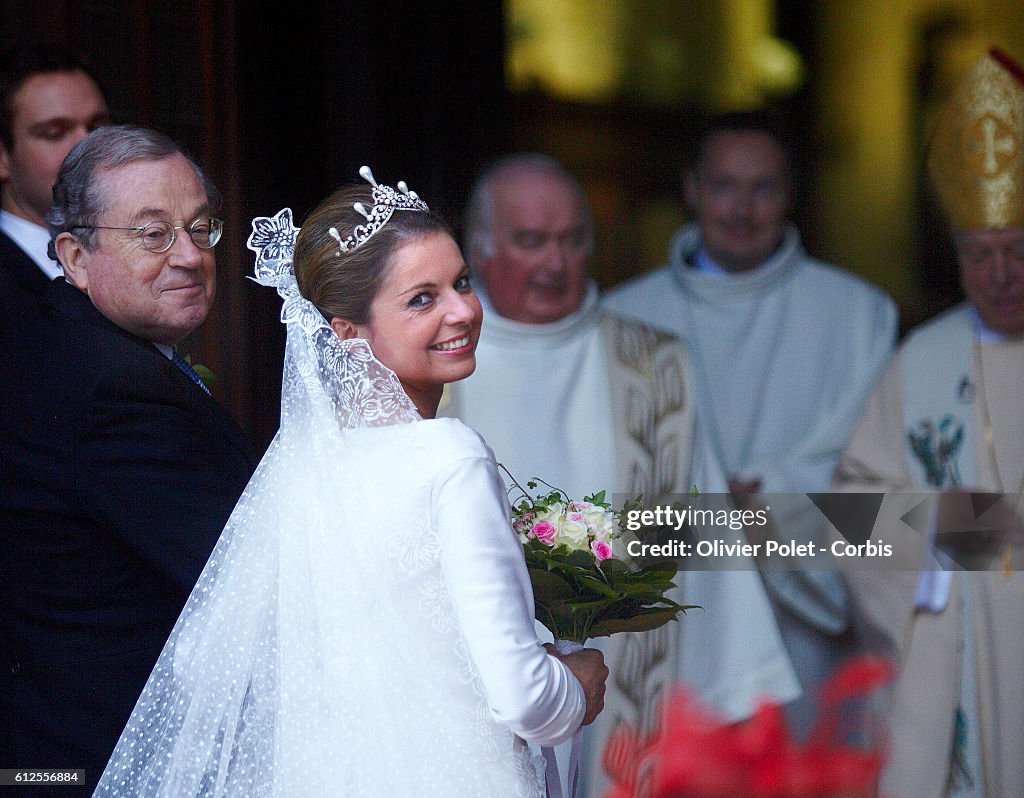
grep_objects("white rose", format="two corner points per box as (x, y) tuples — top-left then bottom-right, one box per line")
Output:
(535, 502), (564, 525)
(583, 506), (618, 539)
(557, 518), (590, 549)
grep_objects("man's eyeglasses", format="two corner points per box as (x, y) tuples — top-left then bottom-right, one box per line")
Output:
(74, 217), (224, 253)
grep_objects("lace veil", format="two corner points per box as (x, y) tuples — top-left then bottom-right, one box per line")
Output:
(250, 207), (421, 431)
(93, 208), (429, 796)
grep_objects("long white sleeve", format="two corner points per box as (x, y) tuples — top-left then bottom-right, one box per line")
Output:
(431, 454), (586, 747)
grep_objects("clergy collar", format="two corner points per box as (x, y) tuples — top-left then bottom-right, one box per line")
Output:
(477, 281), (601, 347)
(693, 245), (779, 279)
(0, 209), (62, 279)
(970, 305), (1023, 344)
(668, 222), (802, 301)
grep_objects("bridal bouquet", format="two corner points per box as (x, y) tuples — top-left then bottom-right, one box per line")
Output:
(508, 476), (693, 644)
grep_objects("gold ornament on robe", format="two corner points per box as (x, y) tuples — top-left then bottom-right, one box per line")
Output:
(927, 48), (1024, 230)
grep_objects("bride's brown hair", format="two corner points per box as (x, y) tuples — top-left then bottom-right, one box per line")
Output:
(294, 184), (452, 325)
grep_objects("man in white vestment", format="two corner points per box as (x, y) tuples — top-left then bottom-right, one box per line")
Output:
(835, 48), (1024, 798)
(443, 153), (799, 796)
(603, 111), (898, 735)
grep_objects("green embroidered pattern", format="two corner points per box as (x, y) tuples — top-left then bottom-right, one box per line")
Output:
(907, 415), (964, 488)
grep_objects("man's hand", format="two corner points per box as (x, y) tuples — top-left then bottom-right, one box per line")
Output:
(934, 488), (1024, 567)
(546, 644), (608, 726)
(728, 476), (762, 506)
(729, 476), (768, 547)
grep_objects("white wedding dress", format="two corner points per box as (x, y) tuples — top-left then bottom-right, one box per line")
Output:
(93, 210), (584, 797)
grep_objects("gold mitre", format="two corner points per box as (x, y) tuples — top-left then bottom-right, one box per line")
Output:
(927, 48), (1024, 229)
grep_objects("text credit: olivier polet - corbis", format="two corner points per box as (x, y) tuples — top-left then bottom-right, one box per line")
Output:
(623, 505), (893, 560)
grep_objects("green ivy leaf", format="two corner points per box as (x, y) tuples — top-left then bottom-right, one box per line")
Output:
(598, 558), (630, 576)
(562, 549), (593, 569)
(527, 568), (575, 601)
(576, 575), (621, 598)
(589, 608), (685, 636)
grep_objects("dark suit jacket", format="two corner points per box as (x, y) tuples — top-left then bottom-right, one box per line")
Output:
(0, 228), (51, 331)
(0, 279), (258, 791)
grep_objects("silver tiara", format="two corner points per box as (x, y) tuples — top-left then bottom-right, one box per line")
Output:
(328, 165), (429, 254)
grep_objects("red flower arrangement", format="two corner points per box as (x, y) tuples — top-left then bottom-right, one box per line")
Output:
(603, 656), (894, 798)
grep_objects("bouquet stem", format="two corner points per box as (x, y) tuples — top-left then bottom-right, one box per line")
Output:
(543, 638), (586, 798)
(553, 639), (585, 656)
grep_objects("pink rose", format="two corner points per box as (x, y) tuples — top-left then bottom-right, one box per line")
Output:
(533, 521), (557, 546)
(591, 540), (613, 561)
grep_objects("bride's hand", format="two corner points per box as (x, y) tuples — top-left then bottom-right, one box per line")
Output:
(545, 644), (608, 726)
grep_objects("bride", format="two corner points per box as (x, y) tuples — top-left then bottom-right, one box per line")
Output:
(93, 167), (607, 797)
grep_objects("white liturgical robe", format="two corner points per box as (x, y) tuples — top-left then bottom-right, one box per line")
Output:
(835, 304), (1024, 798)
(604, 224), (897, 734)
(603, 224), (897, 493)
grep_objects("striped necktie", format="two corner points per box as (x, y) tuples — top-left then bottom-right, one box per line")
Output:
(172, 350), (211, 395)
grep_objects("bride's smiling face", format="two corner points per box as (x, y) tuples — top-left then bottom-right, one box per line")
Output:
(336, 231), (482, 418)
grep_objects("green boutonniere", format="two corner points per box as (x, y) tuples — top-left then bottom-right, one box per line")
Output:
(183, 354), (218, 388)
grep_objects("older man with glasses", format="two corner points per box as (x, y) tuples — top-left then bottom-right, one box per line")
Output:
(0, 125), (256, 791)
